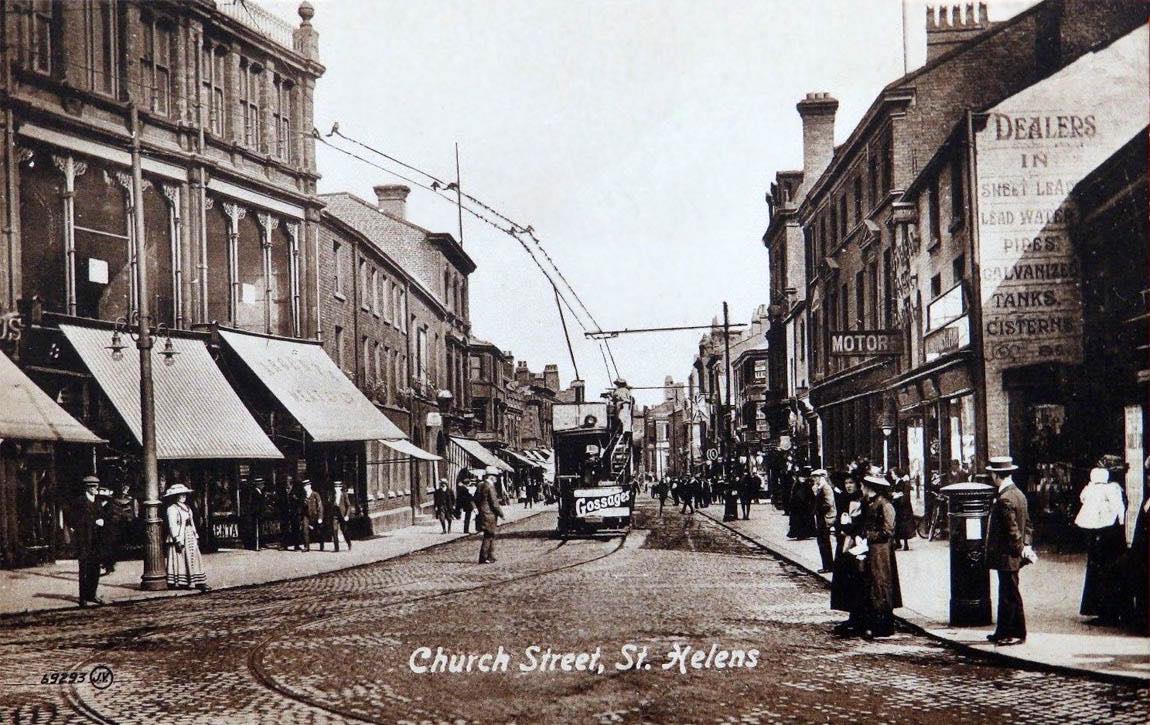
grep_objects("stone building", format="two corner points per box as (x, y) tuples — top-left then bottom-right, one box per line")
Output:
(515, 360), (559, 451)
(0, 0), (367, 566)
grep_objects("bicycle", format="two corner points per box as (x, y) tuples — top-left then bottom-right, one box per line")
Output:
(917, 488), (949, 541)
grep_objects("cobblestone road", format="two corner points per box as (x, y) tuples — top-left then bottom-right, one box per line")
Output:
(0, 500), (1145, 724)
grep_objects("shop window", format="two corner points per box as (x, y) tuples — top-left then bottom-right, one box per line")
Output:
(201, 43), (227, 136)
(234, 213), (264, 332)
(269, 225), (293, 337)
(205, 203), (230, 325)
(74, 168), (130, 321)
(140, 12), (173, 115)
(18, 151), (66, 313)
(142, 183), (174, 326)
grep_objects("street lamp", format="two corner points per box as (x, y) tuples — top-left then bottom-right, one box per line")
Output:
(879, 411), (895, 472)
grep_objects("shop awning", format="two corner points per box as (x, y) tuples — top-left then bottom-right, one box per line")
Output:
(382, 438), (441, 462)
(504, 448), (542, 469)
(450, 437), (513, 472)
(59, 325), (281, 459)
(220, 330), (405, 443)
(0, 352), (104, 444)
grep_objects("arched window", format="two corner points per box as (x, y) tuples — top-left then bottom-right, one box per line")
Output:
(18, 150), (65, 312)
(73, 166), (130, 320)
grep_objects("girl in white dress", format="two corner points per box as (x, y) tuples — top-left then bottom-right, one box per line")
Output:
(164, 484), (211, 591)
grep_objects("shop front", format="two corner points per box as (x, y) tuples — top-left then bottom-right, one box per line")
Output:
(0, 348), (106, 569)
(809, 360), (897, 471)
(55, 322), (283, 553)
(216, 328), (409, 543)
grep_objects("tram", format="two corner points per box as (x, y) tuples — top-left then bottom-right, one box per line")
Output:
(552, 386), (635, 536)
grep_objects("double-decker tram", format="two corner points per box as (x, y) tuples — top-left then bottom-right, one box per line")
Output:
(552, 386), (635, 537)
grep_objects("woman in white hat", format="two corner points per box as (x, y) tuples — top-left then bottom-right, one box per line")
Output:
(164, 483), (210, 592)
(1075, 466), (1126, 622)
(859, 469), (902, 638)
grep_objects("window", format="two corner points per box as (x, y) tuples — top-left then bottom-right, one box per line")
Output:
(234, 213), (264, 332)
(371, 268), (379, 314)
(928, 178), (941, 246)
(869, 154), (879, 209)
(239, 60), (263, 150)
(362, 336), (371, 385)
(416, 327), (428, 383)
(819, 216), (827, 260)
(950, 158), (964, 226)
(799, 320), (805, 363)
(269, 226), (293, 336)
(883, 248), (893, 327)
(853, 176), (863, 224)
(838, 194), (847, 238)
(868, 262), (878, 331)
(855, 271), (865, 329)
(930, 273), (942, 299)
(140, 13), (173, 115)
(470, 354), (482, 380)
(272, 76), (294, 162)
(952, 254), (966, 285)
(333, 325), (344, 368)
(803, 226), (814, 281)
(374, 342), (383, 394)
(30, 0), (54, 74)
(358, 258), (368, 310)
(829, 204), (838, 249)
(332, 240), (343, 297)
(74, 167), (131, 321)
(881, 135), (893, 194)
(201, 43), (227, 135)
(85, 0), (117, 95)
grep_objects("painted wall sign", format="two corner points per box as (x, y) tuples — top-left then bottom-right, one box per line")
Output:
(828, 330), (903, 357)
(975, 26), (1148, 367)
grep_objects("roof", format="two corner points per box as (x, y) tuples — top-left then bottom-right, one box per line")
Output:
(59, 324), (280, 459)
(0, 352), (104, 444)
(219, 329), (406, 443)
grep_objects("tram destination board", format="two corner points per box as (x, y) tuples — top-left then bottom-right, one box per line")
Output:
(828, 330), (903, 357)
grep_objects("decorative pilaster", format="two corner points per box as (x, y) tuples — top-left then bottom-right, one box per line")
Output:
(52, 155), (86, 315)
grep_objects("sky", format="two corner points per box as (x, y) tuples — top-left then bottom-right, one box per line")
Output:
(264, 0), (1038, 407)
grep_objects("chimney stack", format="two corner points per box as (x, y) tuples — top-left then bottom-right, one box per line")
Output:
(373, 184), (410, 219)
(796, 93), (838, 196)
(516, 360), (530, 386)
(571, 379), (585, 404)
(926, 3), (992, 62)
(543, 364), (560, 392)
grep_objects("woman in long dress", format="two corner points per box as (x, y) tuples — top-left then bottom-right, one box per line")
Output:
(830, 473), (866, 636)
(860, 472), (902, 638)
(164, 483), (211, 591)
(891, 469), (916, 550)
(1075, 466), (1125, 621)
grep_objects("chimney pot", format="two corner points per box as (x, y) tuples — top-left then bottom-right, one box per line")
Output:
(373, 184), (410, 219)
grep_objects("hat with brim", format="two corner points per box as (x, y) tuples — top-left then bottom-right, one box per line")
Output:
(96, 487), (115, 498)
(163, 483), (193, 498)
(83, 475), (101, 486)
(986, 456), (1018, 473)
(484, 466), (501, 477)
(811, 469), (828, 477)
(863, 474), (891, 488)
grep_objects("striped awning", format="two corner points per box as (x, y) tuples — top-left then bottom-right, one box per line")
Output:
(220, 330), (405, 443)
(0, 352), (104, 444)
(450, 437), (513, 473)
(59, 324), (281, 459)
(382, 439), (441, 462)
(503, 448), (542, 469)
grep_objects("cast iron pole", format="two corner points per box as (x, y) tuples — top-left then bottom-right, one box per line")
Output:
(131, 105), (166, 591)
(723, 301), (732, 477)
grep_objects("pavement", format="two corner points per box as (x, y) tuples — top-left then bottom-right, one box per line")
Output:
(2, 499), (1146, 723)
(694, 497), (1150, 684)
(0, 501), (554, 618)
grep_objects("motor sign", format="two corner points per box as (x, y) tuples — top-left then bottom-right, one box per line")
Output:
(828, 330), (903, 357)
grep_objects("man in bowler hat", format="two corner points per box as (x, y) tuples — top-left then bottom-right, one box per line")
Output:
(300, 479), (324, 551)
(985, 456), (1034, 645)
(329, 481), (353, 551)
(67, 475), (107, 607)
(474, 467), (505, 563)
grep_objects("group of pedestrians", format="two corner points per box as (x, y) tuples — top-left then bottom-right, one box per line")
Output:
(652, 472), (761, 520)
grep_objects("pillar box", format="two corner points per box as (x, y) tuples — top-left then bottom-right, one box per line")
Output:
(940, 482), (996, 626)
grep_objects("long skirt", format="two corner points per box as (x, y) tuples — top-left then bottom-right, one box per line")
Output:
(830, 550), (865, 613)
(1081, 523), (1124, 618)
(166, 529), (206, 588)
(864, 541), (903, 613)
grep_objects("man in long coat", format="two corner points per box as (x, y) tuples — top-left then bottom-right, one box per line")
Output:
(985, 456), (1032, 645)
(300, 479), (324, 552)
(67, 475), (107, 607)
(330, 480), (353, 551)
(475, 467), (505, 564)
(812, 469), (838, 573)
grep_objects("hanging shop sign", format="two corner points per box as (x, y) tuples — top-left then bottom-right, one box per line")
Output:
(828, 330), (903, 357)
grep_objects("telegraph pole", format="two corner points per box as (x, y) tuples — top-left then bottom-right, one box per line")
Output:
(722, 301), (732, 477)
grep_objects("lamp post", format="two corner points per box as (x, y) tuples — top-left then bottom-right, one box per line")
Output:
(879, 413), (895, 473)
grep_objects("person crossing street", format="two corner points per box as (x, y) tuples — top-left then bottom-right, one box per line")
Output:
(475, 467), (505, 564)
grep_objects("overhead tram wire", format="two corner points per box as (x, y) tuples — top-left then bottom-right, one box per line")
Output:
(315, 130), (608, 379)
(326, 126), (618, 362)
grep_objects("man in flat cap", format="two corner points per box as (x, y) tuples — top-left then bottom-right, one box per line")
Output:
(67, 475), (107, 607)
(475, 467), (505, 564)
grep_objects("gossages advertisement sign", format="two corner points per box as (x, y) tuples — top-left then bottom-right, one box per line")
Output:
(975, 25), (1148, 367)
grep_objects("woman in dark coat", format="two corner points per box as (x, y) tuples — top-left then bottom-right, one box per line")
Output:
(860, 472), (903, 638)
(891, 469), (916, 550)
(787, 467), (818, 540)
(830, 472), (866, 636)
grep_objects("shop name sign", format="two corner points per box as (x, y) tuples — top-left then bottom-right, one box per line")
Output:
(975, 26), (1148, 366)
(829, 330), (903, 357)
(0, 311), (23, 342)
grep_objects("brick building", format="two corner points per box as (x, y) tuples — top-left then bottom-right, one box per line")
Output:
(319, 185), (475, 529)
(515, 360), (559, 451)
(791, 0), (1145, 474)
